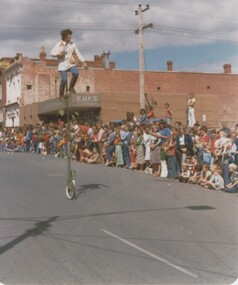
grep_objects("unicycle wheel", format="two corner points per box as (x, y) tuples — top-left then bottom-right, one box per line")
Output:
(66, 180), (76, 200)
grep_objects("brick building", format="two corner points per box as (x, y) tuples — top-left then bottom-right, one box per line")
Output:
(0, 48), (237, 128)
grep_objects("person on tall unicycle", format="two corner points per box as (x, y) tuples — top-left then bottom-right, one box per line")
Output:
(50, 28), (88, 98)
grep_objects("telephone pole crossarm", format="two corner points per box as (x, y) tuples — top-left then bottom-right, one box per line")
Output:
(135, 23), (153, 34)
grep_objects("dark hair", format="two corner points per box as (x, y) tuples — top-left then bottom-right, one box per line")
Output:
(164, 103), (170, 107)
(159, 119), (166, 125)
(200, 125), (207, 133)
(195, 164), (203, 172)
(61, 29), (73, 41)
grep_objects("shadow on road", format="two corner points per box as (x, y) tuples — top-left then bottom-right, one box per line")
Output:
(0, 216), (58, 256)
(0, 204), (217, 256)
(76, 183), (109, 198)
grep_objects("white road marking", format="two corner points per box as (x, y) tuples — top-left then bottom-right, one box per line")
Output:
(231, 279), (238, 285)
(101, 228), (198, 279)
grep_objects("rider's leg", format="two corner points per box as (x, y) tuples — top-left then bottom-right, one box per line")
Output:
(59, 70), (67, 97)
(69, 66), (79, 93)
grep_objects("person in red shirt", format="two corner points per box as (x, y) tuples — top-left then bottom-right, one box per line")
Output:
(164, 103), (173, 126)
(79, 121), (89, 134)
(147, 106), (155, 123)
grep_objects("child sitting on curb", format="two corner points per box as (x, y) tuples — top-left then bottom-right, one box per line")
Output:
(222, 163), (238, 193)
(178, 163), (190, 183)
(202, 166), (224, 190)
(198, 164), (212, 186)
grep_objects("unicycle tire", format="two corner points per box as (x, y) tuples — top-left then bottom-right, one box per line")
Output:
(66, 180), (76, 200)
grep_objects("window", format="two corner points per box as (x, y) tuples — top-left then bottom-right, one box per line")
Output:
(27, 85), (32, 90)
(86, 86), (90, 92)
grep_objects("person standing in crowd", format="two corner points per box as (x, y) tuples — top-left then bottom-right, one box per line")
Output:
(164, 136), (179, 179)
(24, 125), (32, 152)
(98, 123), (105, 158)
(157, 120), (171, 145)
(106, 126), (115, 166)
(143, 126), (154, 168)
(195, 125), (210, 162)
(114, 129), (124, 167)
(187, 93), (196, 127)
(149, 125), (161, 176)
(139, 108), (149, 126)
(220, 122), (230, 136)
(120, 125), (131, 169)
(51, 28), (88, 98)
(176, 126), (194, 168)
(135, 127), (145, 171)
(174, 121), (183, 131)
(164, 103), (173, 126)
(147, 106), (155, 124)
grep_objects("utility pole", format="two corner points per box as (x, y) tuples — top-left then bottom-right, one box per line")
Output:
(135, 4), (153, 109)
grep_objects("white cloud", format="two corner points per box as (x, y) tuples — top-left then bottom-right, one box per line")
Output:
(0, 0), (237, 71)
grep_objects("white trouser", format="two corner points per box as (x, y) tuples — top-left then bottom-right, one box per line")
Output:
(188, 107), (195, 127)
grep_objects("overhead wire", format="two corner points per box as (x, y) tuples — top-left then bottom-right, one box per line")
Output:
(0, 1), (237, 42)
(0, 20), (237, 43)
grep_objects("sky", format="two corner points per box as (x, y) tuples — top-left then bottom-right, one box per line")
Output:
(0, 0), (237, 73)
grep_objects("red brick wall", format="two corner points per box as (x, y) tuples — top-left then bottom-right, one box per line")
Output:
(93, 70), (238, 127)
(9, 54), (237, 128)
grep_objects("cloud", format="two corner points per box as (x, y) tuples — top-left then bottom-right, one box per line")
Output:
(0, 0), (237, 71)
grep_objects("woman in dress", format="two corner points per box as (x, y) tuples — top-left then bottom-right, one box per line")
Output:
(135, 127), (145, 171)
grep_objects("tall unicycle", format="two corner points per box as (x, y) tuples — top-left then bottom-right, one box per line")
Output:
(65, 88), (76, 200)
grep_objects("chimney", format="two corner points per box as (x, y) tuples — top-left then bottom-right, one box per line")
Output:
(39, 47), (46, 62)
(16, 53), (23, 60)
(109, 62), (115, 70)
(167, 60), (173, 71)
(223, 64), (232, 74)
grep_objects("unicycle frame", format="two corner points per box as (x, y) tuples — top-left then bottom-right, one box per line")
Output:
(65, 89), (76, 200)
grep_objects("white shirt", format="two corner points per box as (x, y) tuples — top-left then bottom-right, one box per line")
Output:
(50, 40), (85, 71)
(179, 135), (185, 145)
(187, 98), (196, 108)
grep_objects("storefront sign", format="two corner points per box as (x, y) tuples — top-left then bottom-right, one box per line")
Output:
(6, 107), (19, 118)
(76, 95), (99, 105)
(37, 93), (102, 115)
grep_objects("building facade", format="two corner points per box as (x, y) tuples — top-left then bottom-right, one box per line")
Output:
(0, 49), (237, 128)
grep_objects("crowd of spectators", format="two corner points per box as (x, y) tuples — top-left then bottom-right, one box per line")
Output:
(0, 109), (238, 193)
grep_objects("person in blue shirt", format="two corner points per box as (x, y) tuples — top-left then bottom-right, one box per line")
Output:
(120, 125), (131, 168)
(157, 120), (171, 145)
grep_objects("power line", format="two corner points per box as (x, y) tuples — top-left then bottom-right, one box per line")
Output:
(0, 0), (137, 6)
(0, 19), (237, 43)
(152, 25), (238, 42)
(156, 4), (238, 23)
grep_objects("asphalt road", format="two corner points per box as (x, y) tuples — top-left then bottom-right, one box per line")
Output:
(0, 152), (237, 285)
